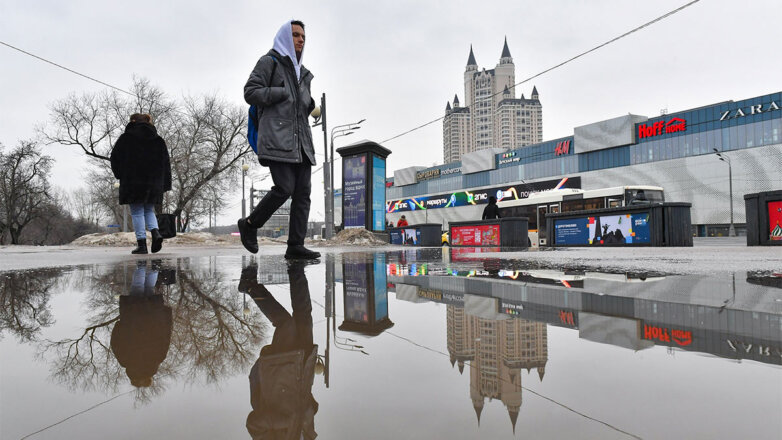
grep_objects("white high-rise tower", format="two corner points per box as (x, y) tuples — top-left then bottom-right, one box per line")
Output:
(443, 39), (543, 163)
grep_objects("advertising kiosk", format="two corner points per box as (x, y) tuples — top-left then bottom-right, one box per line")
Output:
(336, 140), (392, 232)
(744, 190), (782, 246)
(545, 203), (693, 247)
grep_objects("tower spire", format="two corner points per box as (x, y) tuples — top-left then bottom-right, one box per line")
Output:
(501, 36), (512, 59)
(467, 45), (477, 66)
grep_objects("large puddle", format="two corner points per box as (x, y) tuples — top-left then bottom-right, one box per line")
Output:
(2, 249), (781, 439)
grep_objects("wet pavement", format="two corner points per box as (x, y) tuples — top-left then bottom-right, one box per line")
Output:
(1, 248), (781, 439)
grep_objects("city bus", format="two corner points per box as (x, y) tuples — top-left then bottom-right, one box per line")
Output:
(496, 185), (664, 248)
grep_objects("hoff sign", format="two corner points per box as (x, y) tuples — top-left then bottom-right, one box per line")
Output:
(638, 117), (687, 139)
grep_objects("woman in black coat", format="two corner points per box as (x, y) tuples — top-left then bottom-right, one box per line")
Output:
(110, 114), (172, 254)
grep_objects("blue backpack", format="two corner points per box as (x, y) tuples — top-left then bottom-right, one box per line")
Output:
(247, 56), (278, 153)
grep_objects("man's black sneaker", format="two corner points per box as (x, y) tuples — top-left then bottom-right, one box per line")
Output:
(284, 245), (321, 260)
(237, 218), (259, 254)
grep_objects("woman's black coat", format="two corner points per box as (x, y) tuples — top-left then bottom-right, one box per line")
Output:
(110, 122), (172, 205)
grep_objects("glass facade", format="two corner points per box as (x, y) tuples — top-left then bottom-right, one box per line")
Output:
(387, 92), (781, 201)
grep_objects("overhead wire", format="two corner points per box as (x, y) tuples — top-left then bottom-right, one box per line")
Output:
(380, 0), (702, 144)
(3, 0), (701, 153)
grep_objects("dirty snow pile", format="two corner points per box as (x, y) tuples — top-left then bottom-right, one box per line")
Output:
(320, 228), (389, 247)
(70, 232), (264, 247)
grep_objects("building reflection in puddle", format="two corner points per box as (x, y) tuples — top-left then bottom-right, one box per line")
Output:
(382, 247), (782, 431)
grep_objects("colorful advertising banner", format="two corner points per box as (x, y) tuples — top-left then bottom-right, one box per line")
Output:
(386, 177), (580, 213)
(451, 224), (500, 246)
(343, 155), (366, 228)
(768, 201), (782, 241)
(554, 212), (651, 245)
(372, 156), (386, 231)
(389, 228), (421, 245)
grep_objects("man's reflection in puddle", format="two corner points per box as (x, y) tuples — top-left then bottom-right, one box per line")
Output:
(241, 260), (319, 439)
(110, 260), (173, 388)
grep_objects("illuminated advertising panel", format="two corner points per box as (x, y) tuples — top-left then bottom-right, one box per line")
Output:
(343, 155), (366, 228)
(386, 176), (580, 213)
(554, 212), (651, 245)
(372, 156), (386, 231)
(389, 228), (421, 245)
(451, 224), (500, 246)
(768, 201), (782, 241)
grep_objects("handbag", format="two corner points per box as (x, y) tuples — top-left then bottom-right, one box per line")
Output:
(157, 213), (177, 239)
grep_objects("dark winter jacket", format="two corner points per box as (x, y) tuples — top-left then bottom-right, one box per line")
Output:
(482, 203), (501, 220)
(110, 295), (173, 387)
(110, 122), (172, 205)
(244, 49), (316, 167)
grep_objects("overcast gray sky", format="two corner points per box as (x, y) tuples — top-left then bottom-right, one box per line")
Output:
(2, 0), (781, 226)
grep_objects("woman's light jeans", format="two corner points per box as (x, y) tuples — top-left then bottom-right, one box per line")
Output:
(130, 203), (159, 240)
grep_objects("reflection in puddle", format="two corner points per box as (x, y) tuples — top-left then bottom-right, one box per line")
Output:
(1, 250), (781, 439)
(384, 249), (782, 366)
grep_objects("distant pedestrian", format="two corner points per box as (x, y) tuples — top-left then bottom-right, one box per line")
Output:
(239, 19), (321, 260)
(482, 196), (501, 220)
(110, 113), (172, 254)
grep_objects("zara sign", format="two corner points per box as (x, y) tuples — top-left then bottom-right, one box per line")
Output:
(720, 101), (780, 121)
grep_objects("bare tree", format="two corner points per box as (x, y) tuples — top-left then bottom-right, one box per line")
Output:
(165, 94), (249, 231)
(0, 141), (53, 244)
(41, 78), (250, 232)
(68, 187), (105, 225)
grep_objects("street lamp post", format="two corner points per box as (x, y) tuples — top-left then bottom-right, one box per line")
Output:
(713, 148), (735, 237)
(241, 162), (250, 219)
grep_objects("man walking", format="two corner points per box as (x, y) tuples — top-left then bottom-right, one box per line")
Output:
(239, 20), (321, 260)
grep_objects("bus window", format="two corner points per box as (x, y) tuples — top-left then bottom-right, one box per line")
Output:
(607, 196), (623, 208)
(583, 197), (605, 210)
(561, 199), (583, 212)
(626, 189), (664, 205)
(549, 204), (560, 214)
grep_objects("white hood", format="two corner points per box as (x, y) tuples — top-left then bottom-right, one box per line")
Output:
(272, 21), (302, 81)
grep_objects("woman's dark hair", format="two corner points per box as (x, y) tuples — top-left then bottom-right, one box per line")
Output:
(130, 113), (152, 124)
(291, 20), (305, 29)
(488, 196), (497, 204)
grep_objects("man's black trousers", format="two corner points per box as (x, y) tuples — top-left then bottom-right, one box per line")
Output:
(247, 161), (311, 246)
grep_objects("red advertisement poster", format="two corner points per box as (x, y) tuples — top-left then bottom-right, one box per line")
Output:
(768, 201), (782, 241)
(451, 224), (500, 246)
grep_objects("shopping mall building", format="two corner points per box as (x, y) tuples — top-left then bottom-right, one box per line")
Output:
(384, 91), (782, 237)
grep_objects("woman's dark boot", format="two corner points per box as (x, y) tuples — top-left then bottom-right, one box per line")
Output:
(150, 229), (163, 253)
(132, 239), (148, 254)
